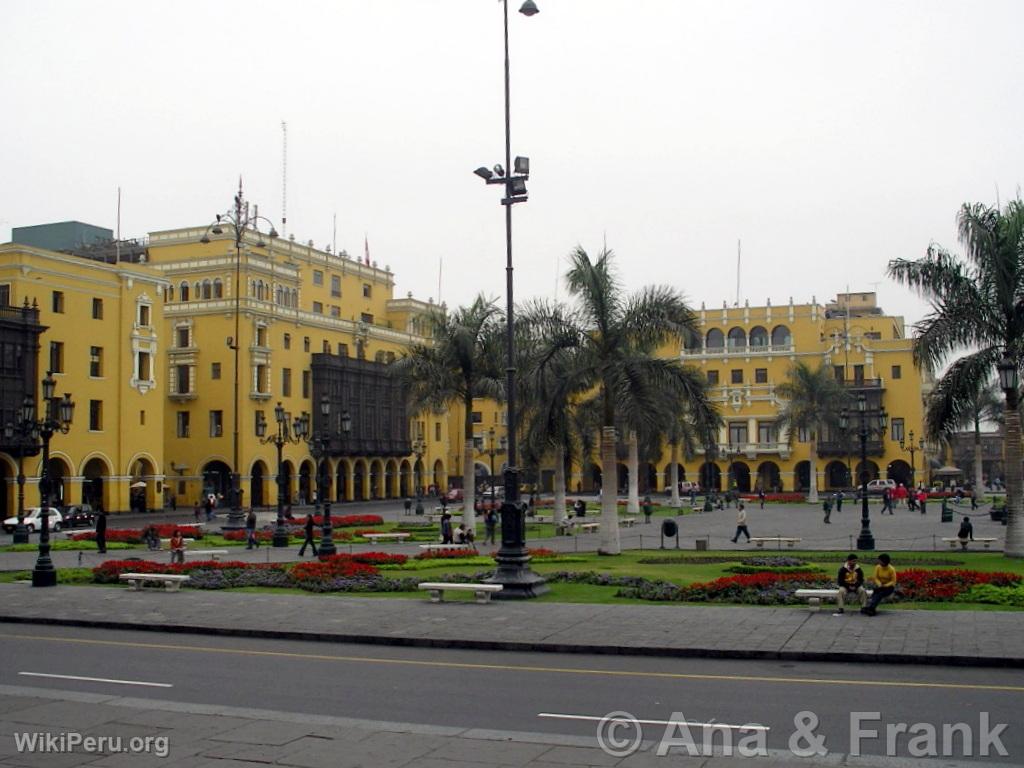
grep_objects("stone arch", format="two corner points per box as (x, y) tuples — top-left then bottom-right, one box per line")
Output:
(298, 460), (314, 504)
(201, 459), (232, 504)
(699, 460), (721, 491)
(771, 325), (792, 347)
(728, 461), (751, 493)
(213, 278), (224, 299)
(336, 459), (350, 502)
(825, 460), (850, 489)
(398, 459), (412, 497)
(280, 460), (295, 506)
(128, 455), (157, 514)
(587, 462), (602, 493)
(855, 460), (880, 485)
(757, 461), (782, 492)
(250, 459), (267, 507)
(432, 459), (445, 494)
(887, 458), (912, 487)
(81, 455), (111, 511)
(794, 460), (811, 492)
(201, 279), (212, 299)
(179, 282), (190, 301)
(705, 328), (724, 349)
(318, 459), (333, 502)
(662, 462), (685, 492)
(749, 326), (769, 348)
(353, 459), (367, 500)
(726, 327), (747, 349)
(638, 461), (657, 493)
(368, 459), (383, 499)
(385, 459), (399, 498)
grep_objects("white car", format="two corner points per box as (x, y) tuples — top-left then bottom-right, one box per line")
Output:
(865, 479), (896, 494)
(2, 507), (63, 534)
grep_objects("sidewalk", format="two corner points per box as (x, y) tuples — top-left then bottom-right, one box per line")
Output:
(0, 582), (1021, 667)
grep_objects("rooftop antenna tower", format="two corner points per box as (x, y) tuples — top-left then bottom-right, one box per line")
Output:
(281, 121), (288, 240)
(115, 186), (122, 262)
(735, 239), (741, 306)
(332, 213), (337, 255)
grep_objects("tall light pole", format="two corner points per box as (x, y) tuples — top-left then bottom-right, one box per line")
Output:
(28, 371), (74, 587)
(256, 402), (307, 547)
(4, 395), (40, 545)
(841, 394), (887, 551)
(412, 436), (425, 516)
(475, 0), (546, 598)
(307, 395), (350, 557)
(899, 429), (925, 490)
(997, 357), (1019, 529)
(200, 179), (278, 529)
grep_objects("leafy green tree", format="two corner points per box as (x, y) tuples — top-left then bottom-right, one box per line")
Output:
(775, 362), (850, 503)
(391, 295), (504, 531)
(925, 376), (1003, 494)
(552, 246), (710, 554)
(889, 200), (1024, 557)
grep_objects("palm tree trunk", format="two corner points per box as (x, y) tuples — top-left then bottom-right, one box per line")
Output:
(599, 426), (621, 554)
(974, 416), (984, 495)
(627, 431), (640, 516)
(807, 433), (819, 504)
(463, 438), (476, 532)
(553, 445), (567, 527)
(1004, 389), (1023, 557)
(669, 441), (681, 508)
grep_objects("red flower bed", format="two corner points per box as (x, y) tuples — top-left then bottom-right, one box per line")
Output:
(415, 547), (479, 560)
(351, 552), (408, 565)
(289, 554), (379, 583)
(896, 569), (1021, 601)
(73, 524), (203, 543)
(223, 530), (276, 542)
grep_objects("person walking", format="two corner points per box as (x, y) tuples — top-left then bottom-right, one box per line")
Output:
(440, 512), (454, 544)
(245, 508), (260, 549)
(298, 513), (318, 557)
(834, 490), (843, 513)
(95, 510), (107, 554)
(204, 495), (214, 522)
(758, 488), (766, 510)
(484, 507), (497, 545)
(403, 497), (412, 516)
(193, 501), (201, 523)
(880, 487), (893, 515)
(822, 496), (832, 524)
(834, 553), (867, 614)
(917, 488), (928, 515)
(862, 553), (897, 616)
(730, 501), (750, 543)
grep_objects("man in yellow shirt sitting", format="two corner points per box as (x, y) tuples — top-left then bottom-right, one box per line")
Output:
(861, 553), (897, 616)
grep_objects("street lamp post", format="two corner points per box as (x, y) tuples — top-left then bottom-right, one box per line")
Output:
(412, 437), (425, 516)
(475, 0), (546, 598)
(200, 179), (278, 530)
(4, 395), (40, 544)
(26, 371), (74, 587)
(307, 395), (349, 557)
(256, 402), (307, 547)
(840, 394), (888, 551)
(899, 430), (925, 490)
(997, 357), (1019, 528)
(484, 427), (507, 510)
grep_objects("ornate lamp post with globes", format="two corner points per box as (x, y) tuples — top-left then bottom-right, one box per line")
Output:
(899, 430), (925, 491)
(307, 395), (350, 557)
(4, 395), (41, 545)
(256, 402), (307, 547)
(840, 394), (887, 551)
(27, 371), (74, 587)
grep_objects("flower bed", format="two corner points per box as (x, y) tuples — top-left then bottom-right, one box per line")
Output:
(415, 547), (479, 560)
(351, 552), (408, 566)
(73, 524), (204, 544)
(93, 559), (278, 583)
(896, 569), (1020, 601)
(306, 514), (384, 528)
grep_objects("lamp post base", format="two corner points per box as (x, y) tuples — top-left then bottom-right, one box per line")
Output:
(12, 524), (29, 545)
(856, 531), (875, 551)
(485, 502), (548, 599)
(31, 567), (57, 587)
(272, 520), (290, 547)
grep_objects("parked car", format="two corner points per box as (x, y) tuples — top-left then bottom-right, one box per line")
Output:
(866, 478), (897, 494)
(664, 481), (700, 496)
(61, 504), (96, 528)
(444, 488), (464, 502)
(2, 507), (63, 534)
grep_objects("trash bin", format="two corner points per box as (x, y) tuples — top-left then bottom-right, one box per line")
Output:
(695, 539), (708, 551)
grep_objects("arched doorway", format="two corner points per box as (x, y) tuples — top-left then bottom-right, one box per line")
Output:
(587, 462), (602, 493)
(250, 461), (266, 507)
(202, 460), (232, 503)
(662, 463), (685, 493)
(399, 459), (411, 497)
(318, 459), (332, 502)
(639, 462), (657, 493)
(825, 460), (850, 490)
(280, 461), (294, 506)
(129, 457), (155, 514)
(354, 460), (366, 500)
(794, 461), (811, 492)
(384, 460), (397, 498)
(855, 460), (880, 485)
(887, 459), (912, 488)
(616, 463), (628, 494)
(432, 459), (444, 494)
(699, 461), (721, 491)
(336, 460), (349, 502)
(81, 457), (109, 511)
(757, 461), (781, 493)
(368, 460), (380, 499)
(729, 461), (751, 493)
(299, 461), (313, 504)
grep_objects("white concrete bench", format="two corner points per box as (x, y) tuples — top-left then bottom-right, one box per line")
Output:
(574, 522), (600, 533)
(418, 582), (503, 604)
(942, 537), (998, 550)
(362, 532), (411, 543)
(794, 588), (873, 611)
(619, 517), (638, 527)
(418, 543), (473, 552)
(119, 573), (190, 592)
(184, 550), (228, 561)
(527, 515), (551, 523)
(750, 537), (802, 548)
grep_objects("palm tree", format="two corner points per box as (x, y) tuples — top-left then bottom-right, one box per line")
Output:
(889, 200), (1024, 557)
(925, 375), (1003, 494)
(775, 362), (850, 503)
(391, 295), (504, 532)
(557, 246), (709, 554)
(664, 395), (722, 508)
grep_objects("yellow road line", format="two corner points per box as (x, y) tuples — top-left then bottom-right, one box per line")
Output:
(1, 631), (1022, 693)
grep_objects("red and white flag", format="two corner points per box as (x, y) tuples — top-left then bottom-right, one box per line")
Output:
(364, 234), (370, 265)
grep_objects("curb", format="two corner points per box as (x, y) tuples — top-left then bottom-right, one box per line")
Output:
(2, 615), (1020, 668)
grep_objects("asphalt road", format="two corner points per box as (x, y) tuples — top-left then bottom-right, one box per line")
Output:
(2, 625), (1022, 762)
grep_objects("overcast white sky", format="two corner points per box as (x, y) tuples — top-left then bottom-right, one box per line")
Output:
(3, 0), (1023, 332)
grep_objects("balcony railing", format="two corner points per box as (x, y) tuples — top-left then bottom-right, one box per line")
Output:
(818, 440), (884, 456)
(683, 344), (794, 357)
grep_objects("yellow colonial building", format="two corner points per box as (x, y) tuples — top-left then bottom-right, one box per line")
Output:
(0, 232), (169, 516)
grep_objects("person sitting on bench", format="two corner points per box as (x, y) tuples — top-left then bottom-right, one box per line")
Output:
(455, 523), (475, 545)
(834, 553), (867, 614)
(862, 553), (897, 616)
(957, 516), (974, 548)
